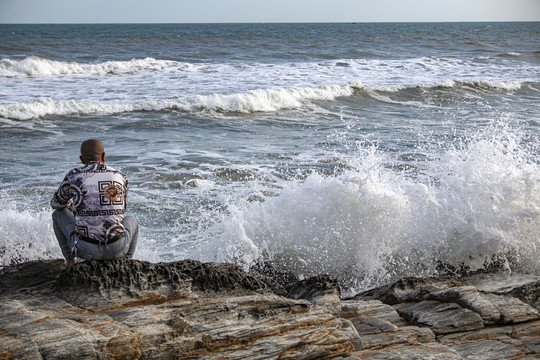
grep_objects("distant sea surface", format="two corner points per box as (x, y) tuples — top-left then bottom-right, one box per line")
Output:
(1, 22), (539, 293)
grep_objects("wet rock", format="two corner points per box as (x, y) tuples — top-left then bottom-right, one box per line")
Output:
(286, 274), (342, 314)
(394, 300), (484, 334)
(54, 259), (192, 310)
(508, 280), (540, 311)
(56, 258), (281, 294)
(0, 258), (64, 294)
(352, 276), (463, 304)
(172, 259), (284, 294)
(249, 260), (299, 293)
(54, 258), (286, 311)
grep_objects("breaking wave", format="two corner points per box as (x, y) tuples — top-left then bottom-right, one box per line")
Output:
(0, 56), (184, 77)
(0, 80), (535, 121)
(1, 119), (538, 294)
(192, 125), (540, 293)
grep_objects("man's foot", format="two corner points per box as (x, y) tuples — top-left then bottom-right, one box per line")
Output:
(65, 259), (76, 268)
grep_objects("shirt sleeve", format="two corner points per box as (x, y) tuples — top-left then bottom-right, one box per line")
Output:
(50, 174), (74, 210)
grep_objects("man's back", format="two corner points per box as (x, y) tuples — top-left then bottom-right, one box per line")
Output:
(51, 139), (138, 267)
(52, 161), (128, 242)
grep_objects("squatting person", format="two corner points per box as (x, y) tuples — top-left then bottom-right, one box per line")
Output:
(51, 139), (138, 267)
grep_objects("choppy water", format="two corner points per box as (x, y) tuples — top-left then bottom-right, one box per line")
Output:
(1, 22), (539, 293)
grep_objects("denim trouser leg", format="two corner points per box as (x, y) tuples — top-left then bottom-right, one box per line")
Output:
(122, 215), (139, 259)
(52, 208), (77, 261)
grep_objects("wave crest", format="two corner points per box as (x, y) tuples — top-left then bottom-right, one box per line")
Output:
(0, 79), (533, 121)
(0, 84), (358, 120)
(0, 56), (181, 77)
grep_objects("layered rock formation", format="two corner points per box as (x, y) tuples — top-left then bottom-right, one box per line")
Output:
(1, 259), (539, 359)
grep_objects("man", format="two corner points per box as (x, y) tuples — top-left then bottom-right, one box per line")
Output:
(51, 139), (138, 267)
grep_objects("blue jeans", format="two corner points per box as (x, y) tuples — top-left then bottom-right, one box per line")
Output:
(52, 208), (138, 261)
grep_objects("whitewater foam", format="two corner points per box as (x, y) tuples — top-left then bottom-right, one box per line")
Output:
(2, 125), (537, 288)
(189, 126), (540, 292)
(0, 83), (358, 120)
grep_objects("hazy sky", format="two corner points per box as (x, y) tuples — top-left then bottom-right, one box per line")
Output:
(1, 0), (539, 24)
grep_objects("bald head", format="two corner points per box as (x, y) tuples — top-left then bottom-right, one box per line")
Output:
(80, 139), (105, 164)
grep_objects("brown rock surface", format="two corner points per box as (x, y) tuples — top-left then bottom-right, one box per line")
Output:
(1, 259), (539, 359)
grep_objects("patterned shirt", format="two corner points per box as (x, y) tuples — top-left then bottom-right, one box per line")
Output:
(51, 161), (128, 242)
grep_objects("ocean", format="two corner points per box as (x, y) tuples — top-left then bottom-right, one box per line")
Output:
(0, 22), (539, 294)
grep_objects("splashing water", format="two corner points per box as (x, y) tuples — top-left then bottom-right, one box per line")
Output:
(192, 125), (539, 293)
(0, 205), (60, 265)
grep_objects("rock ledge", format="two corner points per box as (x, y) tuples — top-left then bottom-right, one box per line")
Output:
(1, 259), (539, 359)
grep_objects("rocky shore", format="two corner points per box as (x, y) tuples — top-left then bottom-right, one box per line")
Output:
(1, 258), (539, 359)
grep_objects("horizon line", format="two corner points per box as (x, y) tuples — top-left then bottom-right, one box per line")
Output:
(1, 20), (539, 25)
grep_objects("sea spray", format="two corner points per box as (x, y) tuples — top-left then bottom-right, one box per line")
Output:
(0, 201), (162, 266)
(0, 205), (60, 266)
(193, 125), (540, 293)
(1, 124), (537, 290)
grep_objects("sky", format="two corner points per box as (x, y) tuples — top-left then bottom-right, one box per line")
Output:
(0, 0), (539, 24)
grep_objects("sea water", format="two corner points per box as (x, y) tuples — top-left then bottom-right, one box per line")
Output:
(0, 22), (539, 294)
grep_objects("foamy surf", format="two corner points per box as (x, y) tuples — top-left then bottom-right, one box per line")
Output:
(0, 83), (357, 120)
(188, 126), (540, 293)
